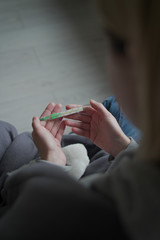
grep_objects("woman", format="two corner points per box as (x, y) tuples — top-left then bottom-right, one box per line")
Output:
(0, 1), (159, 239)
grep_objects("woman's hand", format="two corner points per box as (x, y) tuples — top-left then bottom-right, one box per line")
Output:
(32, 103), (66, 166)
(65, 99), (130, 157)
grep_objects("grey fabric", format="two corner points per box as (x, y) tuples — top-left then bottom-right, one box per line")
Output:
(62, 135), (111, 176)
(0, 121), (39, 192)
(90, 154), (160, 240)
(0, 121), (159, 239)
(0, 161), (127, 239)
(0, 121), (17, 160)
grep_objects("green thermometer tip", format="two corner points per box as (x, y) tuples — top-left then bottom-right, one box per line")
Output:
(40, 106), (84, 121)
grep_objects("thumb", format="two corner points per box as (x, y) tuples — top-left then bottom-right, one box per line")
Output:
(32, 116), (41, 132)
(90, 99), (109, 117)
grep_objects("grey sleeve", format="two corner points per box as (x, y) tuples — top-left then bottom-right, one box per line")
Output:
(107, 137), (138, 172)
(0, 160), (127, 239)
(80, 137), (139, 186)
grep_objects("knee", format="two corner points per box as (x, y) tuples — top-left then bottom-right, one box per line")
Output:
(0, 121), (17, 141)
(13, 132), (39, 159)
(0, 121), (18, 160)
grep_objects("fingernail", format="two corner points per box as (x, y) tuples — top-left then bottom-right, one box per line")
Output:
(90, 99), (97, 104)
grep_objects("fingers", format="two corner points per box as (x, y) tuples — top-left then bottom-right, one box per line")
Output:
(66, 104), (81, 110)
(47, 104), (62, 133)
(40, 103), (62, 132)
(66, 104), (95, 114)
(65, 119), (90, 138)
(40, 102), (55, 128)
(32, 116), (41, 132)
(66, 104), (94, 115)
(32, 116), (43, 142)
(65, 104), (95, 122)
(65, 112), (91, 123)
(65, 119), (89, 131)
(40, 102), (55, 118)
(55, 120), (66, 142)
(72, 127), (89, 138)
(90, 99), (110, 117)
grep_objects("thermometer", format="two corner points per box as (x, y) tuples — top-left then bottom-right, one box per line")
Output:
(40, 106), (85, 121)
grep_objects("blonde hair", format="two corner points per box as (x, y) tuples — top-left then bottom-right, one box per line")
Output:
(98, 0), (160, 161)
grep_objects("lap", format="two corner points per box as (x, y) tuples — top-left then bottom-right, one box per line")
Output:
(0, 121), (18, 160)
(0, 121), (38, 192)
(0, 161), (122, 239)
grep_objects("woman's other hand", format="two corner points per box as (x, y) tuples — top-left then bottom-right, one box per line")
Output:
(65, 100), (130, 157)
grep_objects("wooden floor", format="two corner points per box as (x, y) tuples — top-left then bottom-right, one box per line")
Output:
(0, 0), (111, 133)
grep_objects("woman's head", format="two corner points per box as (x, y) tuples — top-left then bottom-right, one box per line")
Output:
(98, 0), (160, 160)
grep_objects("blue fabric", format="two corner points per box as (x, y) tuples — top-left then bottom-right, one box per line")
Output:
(103, 96), (141, 143)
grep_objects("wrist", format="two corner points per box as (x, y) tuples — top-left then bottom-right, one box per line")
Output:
(111, 136), (131, 157)
(42, 150), (66, 166)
